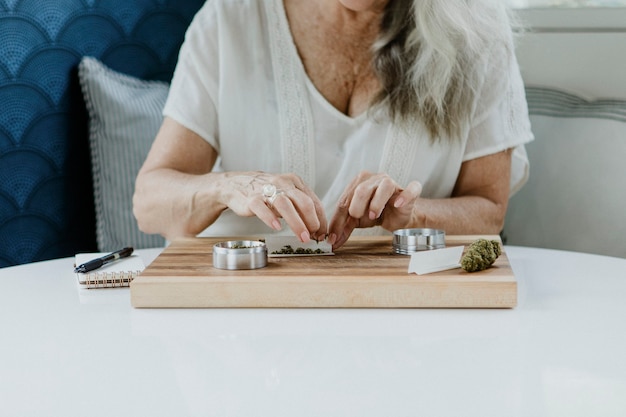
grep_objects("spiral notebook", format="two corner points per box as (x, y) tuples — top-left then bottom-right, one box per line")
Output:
(74, 252), (145, 289)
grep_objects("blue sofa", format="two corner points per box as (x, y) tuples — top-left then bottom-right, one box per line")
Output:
(0, 0), (205, 266)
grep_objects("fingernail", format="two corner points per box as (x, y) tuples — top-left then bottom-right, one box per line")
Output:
(314, 233), (328, 243)
(369, 210), (377, 220)
(328, 233), (337, 245)
(300, 231), (310, 243)
(394, 198), (405, 208)
(272, 219), (282, 230)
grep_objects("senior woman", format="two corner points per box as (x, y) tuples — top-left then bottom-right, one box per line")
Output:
(133, 0), (533, 249)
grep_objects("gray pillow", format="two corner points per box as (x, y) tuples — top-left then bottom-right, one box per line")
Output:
(504, 87), (626, 258)
(78, 57), (166, 251)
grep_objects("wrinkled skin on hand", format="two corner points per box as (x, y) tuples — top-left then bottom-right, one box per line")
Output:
(224, 171), (327, 243)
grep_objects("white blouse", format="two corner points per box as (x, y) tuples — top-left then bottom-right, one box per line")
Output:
(163, 0), (534, 237)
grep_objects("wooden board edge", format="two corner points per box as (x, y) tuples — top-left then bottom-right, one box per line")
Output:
(131, 278), (517, 309)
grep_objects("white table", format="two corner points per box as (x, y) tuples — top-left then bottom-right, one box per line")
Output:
(1, 246), (625, 417)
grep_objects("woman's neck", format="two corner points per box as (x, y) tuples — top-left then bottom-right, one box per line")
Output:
(292, 0), (386, 37)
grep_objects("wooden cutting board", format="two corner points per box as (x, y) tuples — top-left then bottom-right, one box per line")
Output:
(130, 235), (516, 308)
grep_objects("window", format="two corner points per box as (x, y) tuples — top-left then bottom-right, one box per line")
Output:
(508, 0), (626, 7)
(510, 1), (626, 30)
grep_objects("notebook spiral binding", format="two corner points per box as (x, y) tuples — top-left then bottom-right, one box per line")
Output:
(80, 270), (142, 289)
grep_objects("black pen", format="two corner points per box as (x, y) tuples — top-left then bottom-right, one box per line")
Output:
(74, 247), (134, 273)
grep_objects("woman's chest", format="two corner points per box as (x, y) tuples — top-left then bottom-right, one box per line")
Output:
(285, 6), (381, 118)
(302, 47), (380, 117)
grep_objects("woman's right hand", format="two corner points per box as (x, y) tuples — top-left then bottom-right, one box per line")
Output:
(134, 116), (327, 242)
(219, 171), (328, 243)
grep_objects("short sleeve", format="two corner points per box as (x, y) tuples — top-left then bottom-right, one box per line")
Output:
(463, 41), (534, 196)
(162, 2), (221, 152)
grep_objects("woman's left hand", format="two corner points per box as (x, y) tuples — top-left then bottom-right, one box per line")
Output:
(328, 171), (422, 249)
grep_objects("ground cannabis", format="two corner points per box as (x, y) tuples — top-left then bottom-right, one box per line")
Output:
(461, 239), (502, 272)
(271, 245), (326, 255)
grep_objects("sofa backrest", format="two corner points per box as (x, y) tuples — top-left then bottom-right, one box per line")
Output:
(504, 87), (626, 258)
(0, 0), (205, 266)
(504, 9), (626, 258)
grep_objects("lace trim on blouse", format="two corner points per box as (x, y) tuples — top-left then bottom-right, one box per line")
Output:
(266, 0), (316, 186)
(379, 124), (420, 188)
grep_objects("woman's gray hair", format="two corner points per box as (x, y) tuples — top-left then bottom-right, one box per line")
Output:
(371, 0), (517, 141)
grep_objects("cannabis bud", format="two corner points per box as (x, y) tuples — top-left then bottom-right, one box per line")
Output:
(461, 239), (502, 272)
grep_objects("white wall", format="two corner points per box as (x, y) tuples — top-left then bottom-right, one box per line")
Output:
(515, 8), (626, 99)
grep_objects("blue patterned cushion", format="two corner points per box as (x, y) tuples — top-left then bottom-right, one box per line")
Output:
(0, 0), (204, 267)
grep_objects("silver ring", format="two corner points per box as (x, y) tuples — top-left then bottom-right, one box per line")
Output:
(262, 184), (276, 199)
(262, 184), (284, 208)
